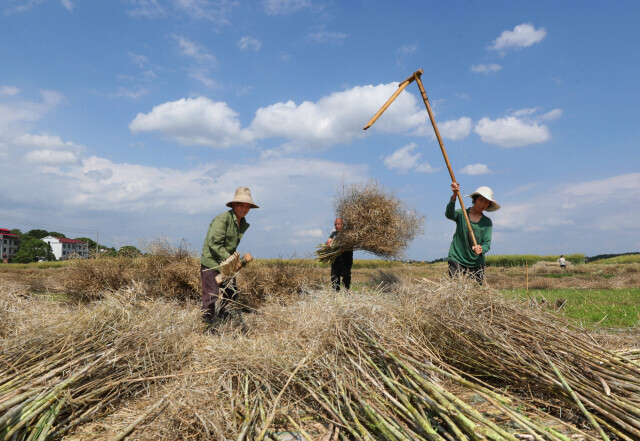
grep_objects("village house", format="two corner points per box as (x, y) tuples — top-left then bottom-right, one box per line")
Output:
(42, 236), (89, 260)
(0, 228), (21, 263)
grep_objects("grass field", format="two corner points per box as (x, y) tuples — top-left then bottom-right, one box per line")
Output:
(504, 287), (640, 328)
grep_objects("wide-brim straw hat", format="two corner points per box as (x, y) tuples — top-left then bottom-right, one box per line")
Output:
(226, 186), (259, 209)
(465, 186), (500, 212)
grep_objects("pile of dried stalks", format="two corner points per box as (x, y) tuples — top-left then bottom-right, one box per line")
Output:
(0, 284), (200, 440)
(62, 237), (200, 302)
(235, 259), (322, 310)
(316, 181), (424, 263)
(3, 269), (640, 440)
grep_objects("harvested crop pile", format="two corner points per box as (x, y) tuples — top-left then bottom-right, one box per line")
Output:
(3, 271), (640, 440)
(0, 285), (201, 440)
(235, 259), (323, 309)
(139, 280), (640, 440)
(316, 181), (424, 263)
(62, 237), (200, 302)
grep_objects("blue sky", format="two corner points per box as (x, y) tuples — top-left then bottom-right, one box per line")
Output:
(1, 0), (639, 260)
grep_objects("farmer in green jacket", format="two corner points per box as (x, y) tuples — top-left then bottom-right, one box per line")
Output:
(446, 182), (500, 284)
(201, 187), (259, 325)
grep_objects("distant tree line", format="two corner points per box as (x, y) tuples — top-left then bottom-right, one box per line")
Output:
(4, 229), (141, 263)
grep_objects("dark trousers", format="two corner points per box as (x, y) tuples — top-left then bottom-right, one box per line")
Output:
(201, 264), (238, 318)
(448, 260), (485, 285)
(331, 260), (352, 291)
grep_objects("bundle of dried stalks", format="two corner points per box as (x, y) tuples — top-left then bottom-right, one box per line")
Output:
(62, 236), (200, 302)
(235, 259), (322, 310)
(316, 181), (424, 263)
(0, 283), (201, 440)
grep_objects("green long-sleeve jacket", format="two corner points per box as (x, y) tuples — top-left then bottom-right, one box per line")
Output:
(445, 199), (492, 267)
(200, 210), (250, 269)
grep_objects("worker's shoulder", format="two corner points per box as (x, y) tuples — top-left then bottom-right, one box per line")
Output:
(211, 209), (233, 225)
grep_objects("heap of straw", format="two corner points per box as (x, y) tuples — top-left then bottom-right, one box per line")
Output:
(316, 181), (424, 263)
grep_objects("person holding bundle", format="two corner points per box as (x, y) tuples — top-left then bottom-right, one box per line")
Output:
(446, 182), (500, 284)
(200, 187), (259, 327)
(326, 218), (353, 291)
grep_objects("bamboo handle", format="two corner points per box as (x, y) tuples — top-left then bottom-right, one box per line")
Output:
(414, 72), (477, 247)
(363, 70), (423, 130)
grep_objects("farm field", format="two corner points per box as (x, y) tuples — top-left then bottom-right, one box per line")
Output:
(1, 255), (639, 440)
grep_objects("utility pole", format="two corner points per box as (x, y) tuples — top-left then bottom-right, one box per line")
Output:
(96, 231), (99, 258)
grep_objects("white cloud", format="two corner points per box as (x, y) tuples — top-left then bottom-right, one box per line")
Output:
(475, 116), (550, 148)
(25, 149), (79, 165)
(129, 84), (464, 152)
(306, 30), (348, 45)
(263, 0), (310, 15)
(511, 107), (539, 117)
(174, 35), (217, 66)
(0, 90), (64, 135)
(238, 36), (262, 51)
(495, 173), (640, 236)
(250, 83), (424, 149)
(459, 163), (492, 176)
(129, 97), (252, 148)
(173, 0), (237, 25)
(489, 23), (546, 52)
(1, 86), (21, 96)
(383, 143), (439, 174)
(398, 44), (418, 56)
(61, 0), (74, 11)
(294, 228), (323, 238)
(540, 108), (563, 121)
(438, 117), (472, 141)
(471, 64), (502, 74)
(126, 0), (167, 18)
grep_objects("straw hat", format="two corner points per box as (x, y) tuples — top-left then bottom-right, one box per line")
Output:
(465, 186), (500, 212)
(226, 186), (259, 209)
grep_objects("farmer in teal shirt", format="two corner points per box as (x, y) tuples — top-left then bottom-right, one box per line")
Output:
(446, 182), (500, 284)
(201, 187), (259, 326)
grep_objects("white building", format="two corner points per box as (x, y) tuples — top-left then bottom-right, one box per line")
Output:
(42, 236), (89, 260)
(0, 228), (21, 262)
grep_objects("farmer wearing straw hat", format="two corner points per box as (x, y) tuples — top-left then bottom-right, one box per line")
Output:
(200, 187), (259, 326)
(446, 183), (500, 284)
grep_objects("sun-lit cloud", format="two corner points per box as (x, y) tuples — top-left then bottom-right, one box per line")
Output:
(471, 63), (502, 74)
(129, 97), (252, 148)
(128, 83), (464, 152)
(459, 163), (492, 176)
(383, 143), (439, 174)
(238, 36), (262, 51)
(438, 117), (472, 141)
(475, 116), (550, 148)
(489, 23), (546, 53)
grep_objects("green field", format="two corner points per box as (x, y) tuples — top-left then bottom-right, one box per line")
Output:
(503, 288), (640, 328)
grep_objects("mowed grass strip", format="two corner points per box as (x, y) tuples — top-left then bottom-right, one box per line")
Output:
(503, 288), (640, 328)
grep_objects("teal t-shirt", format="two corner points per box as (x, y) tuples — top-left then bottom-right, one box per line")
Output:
(445, 199), (492, 267)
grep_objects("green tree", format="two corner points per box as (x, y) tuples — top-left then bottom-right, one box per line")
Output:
(75, 237), (97, 250)
(48, 231), (67, 238)
(119, 245), (142, 258)
(26, 229), (50, 239)
(12, 237), (56, 263)
(10, 229), (22, 236)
